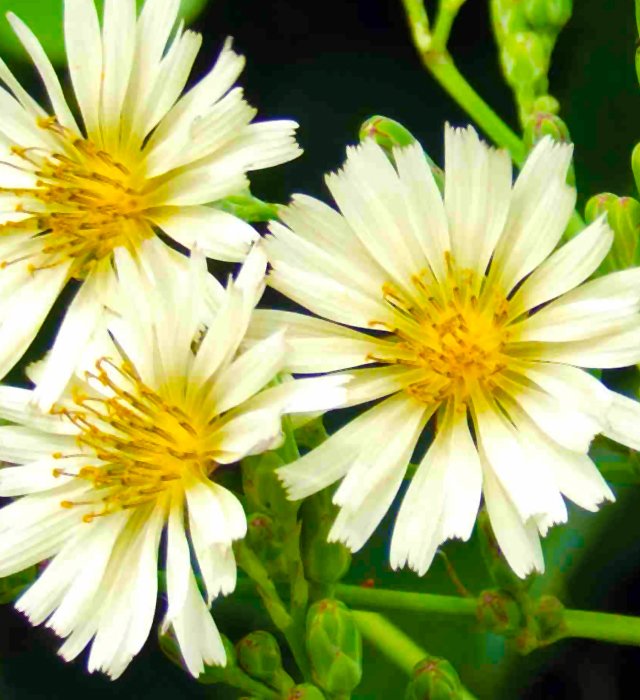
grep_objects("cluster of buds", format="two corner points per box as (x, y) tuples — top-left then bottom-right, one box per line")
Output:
(490, 0), (572, 124)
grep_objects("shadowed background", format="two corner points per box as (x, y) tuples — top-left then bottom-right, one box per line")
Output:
(0, 0), (639, 698)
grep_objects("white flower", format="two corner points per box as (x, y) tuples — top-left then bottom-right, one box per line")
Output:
(251, 125), (640, 579)
(0, 243), (346, 679)
(0, 0), (301, 405)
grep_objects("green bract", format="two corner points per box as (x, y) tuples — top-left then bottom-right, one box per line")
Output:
(585, 193), (640, 274)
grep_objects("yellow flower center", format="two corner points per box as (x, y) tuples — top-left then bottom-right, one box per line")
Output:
(0, 117), (151, 278)
(52, 359), (216, 522)
(373, 253), (517, 411)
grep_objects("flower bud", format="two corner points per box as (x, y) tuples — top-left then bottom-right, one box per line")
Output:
(523, 111), (574, 185)
(359, 116), (444, 192)
(476, 589), (524, 638)
(306, 599), (362, 695)
(211, 190), (278, 222)
(246, 512), (288, 579)
(242, 451), (299, 519)
(477, 508), (537, 592)
(0, 565), (36, 604)
(522, 0), (572, 31)
(532, 94), (559, 114)
(585, 193), (640, 273)
(534, 595), (565, 639)
(236, 631), (294, 693)
(285, 684), (326, 699)
(490, 0), (528, 43)
(500, 32), (549, 89)
(300, 489), (352, 585)
(405, 655), (463, 700)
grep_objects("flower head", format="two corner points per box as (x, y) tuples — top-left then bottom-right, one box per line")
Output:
(0, 244), (345, 679)
(256, 125), (640, 578)
(0, 0), (300, 404)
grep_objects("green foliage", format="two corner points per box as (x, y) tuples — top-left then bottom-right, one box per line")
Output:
(0, 0), (209, 65)
(0, 565), (37, 604)
(242, 451), (299, 519)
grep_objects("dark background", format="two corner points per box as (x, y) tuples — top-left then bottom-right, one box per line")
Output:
(1, 0), (640, 698)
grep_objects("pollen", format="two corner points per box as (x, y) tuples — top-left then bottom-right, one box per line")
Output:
(0, 117), (151, 278)
(51, 358), (216, 522)
(374, 253), (518, 412)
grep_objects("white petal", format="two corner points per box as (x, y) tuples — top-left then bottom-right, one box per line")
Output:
(206, 329), (287, 418)
(392, 141), (450, 282)
(490, 138), (576, 294)
(170, 570), (226, 676)
(601, 390), (640, 452)
(147, 205), (259, 262)
(64, 0), (103, 140)
(6, 12), (80, 133)
(163, 495), (191, 630)
(31, 267), (106, 412)
(277, 393), (413, 500)
(184, 481), (231, 546)
(244, 309), (401, 373)
(0, 264), (69, 380)
(482, 463), (545, 578)
(444, 125), (511, 277)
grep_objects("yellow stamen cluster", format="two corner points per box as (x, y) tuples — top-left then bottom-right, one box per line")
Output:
(0, 117), (151, 278)
(51, 359), (215, 522)
(372, 253), (516, 412)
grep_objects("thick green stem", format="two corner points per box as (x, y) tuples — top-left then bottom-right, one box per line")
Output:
(562, 610), (640, 647)
(352, 611), (479, 699)
(336, 584), (477, 617)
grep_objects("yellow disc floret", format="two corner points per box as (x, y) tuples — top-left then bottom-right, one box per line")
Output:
(51, 358), (216, 522)
(0, 117), (151, 278)
(372, 253), (519, 412)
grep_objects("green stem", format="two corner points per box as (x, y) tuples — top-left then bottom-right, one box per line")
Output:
(336, 584), (478, 617)
(352, 611), (479, 699)
(562, 610), (640, 646)
(431, 0), (467, 52)
(421, 50), (526, 166)
(235, 541), (313, 682)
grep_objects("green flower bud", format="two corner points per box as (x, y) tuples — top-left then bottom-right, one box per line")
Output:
(524, 111), (571, 147)
(534, 595), (566, 639)
(246, 513), (288, 579)
(477, 509), (537, 592)
(585, 193), (640, 273)
(522, 0), (572, 31)
(490, 0), (529, 43)
(532, 94), (560, 114)
(405, 655), (463, 700)
(242, 451), (299, 519)
(476, 589), (524, 638)
(210, 190), (278, 222)
(285, 684), (326, 700)
(300, 489), (352, 585)
(236, 631), (294, 693)
(523, 111), (574, 185)
(359, 116), (444, 192)
(500, 31), (549, 90)
(360, 115), (416, 151)
(0, 565), (37, 604)
(306, 599), (362, 695)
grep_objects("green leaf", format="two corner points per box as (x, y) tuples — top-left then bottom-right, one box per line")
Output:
(0, 0), (209, 65)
